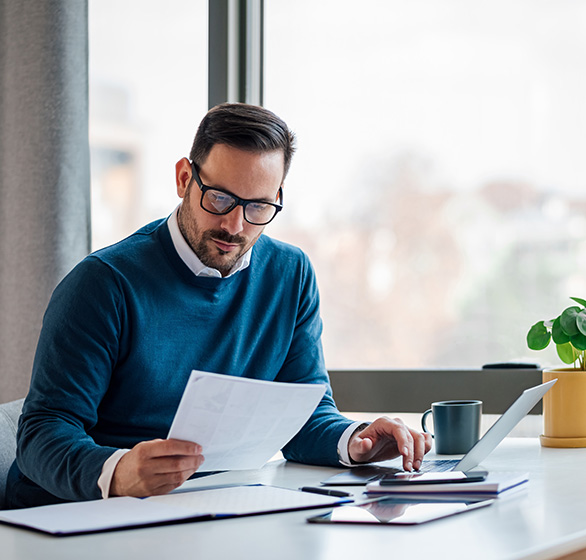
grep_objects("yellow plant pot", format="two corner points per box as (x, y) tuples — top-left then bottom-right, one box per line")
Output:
(540, 368), (586, 448)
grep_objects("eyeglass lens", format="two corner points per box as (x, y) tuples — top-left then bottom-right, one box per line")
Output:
(202, 188), (278, 225)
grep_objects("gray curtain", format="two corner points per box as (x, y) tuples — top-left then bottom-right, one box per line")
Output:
(0, 0), (91, 401)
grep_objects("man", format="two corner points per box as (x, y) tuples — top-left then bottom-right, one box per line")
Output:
(6, 103), (431, 508)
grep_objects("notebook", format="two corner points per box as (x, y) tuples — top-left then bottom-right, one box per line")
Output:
(0, 485), (351, 536)
(365, 471), (529, 496)
(322, 379), (556, 485)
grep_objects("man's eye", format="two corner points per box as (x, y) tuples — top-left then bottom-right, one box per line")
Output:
(208, 191), (234, 212)
(248, 202), (269, 212)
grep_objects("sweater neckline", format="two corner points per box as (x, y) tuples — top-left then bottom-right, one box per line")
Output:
(156, 220), (249, 288)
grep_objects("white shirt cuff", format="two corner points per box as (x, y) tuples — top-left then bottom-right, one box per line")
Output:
(337, 421), (370, 466)
(97, 449), (130, 499)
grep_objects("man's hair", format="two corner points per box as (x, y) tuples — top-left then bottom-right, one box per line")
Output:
(189, 103), (296, 180)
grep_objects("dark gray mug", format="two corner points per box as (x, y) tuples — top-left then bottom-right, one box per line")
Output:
(421, 400), (482, 455)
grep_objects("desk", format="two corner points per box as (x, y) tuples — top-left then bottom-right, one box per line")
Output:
(2, 438), (586, 560)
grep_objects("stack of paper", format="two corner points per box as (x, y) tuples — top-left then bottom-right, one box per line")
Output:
(365, 472), (529, 497)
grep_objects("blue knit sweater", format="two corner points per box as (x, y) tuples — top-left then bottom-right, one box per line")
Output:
(9, 219), (353, 506)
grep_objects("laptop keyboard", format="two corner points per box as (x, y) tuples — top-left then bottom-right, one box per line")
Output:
(416, 459), (459, 473)
(319, 459), (461, 485)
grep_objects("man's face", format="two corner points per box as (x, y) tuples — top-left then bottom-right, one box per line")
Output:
(175, 144), (285, 276)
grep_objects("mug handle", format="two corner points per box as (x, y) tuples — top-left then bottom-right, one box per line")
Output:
(421, 409), (434, 437)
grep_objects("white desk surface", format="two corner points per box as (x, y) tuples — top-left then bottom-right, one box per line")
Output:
(2, 438), (586, 560)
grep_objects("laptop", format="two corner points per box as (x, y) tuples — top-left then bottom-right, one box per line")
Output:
(322, 379), (556, 485)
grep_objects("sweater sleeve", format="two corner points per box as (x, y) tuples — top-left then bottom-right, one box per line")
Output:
(278, 256), (354, 466)
(16, 258), (123, 501)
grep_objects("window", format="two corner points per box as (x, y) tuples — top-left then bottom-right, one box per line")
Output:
(89, 0), (208, 250)
(264, 0), (586, 369)
(90, 1), (586, 371)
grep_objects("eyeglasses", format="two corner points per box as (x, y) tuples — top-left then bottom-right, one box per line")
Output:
(190, 162), (283, 226)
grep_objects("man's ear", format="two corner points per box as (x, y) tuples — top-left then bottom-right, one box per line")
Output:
(175, 158), (192, 199)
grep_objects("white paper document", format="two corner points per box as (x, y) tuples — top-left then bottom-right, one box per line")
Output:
(167, 370), (326, 472)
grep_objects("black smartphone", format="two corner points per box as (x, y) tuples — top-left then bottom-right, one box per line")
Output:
(379, 470), (488, 485)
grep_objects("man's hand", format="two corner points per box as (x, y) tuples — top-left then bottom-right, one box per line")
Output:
(348, 417), (432, 471)
(110, 439), (204, 497)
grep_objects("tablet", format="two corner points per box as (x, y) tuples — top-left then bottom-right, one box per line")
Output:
(306, 497), (494, 525)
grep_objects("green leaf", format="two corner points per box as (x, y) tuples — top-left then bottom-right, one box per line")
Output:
(552, 317), (570, 344)
(560, 306), (581, 336)
(577, 310), (586, 336)
(527, 321), (551, 350)
(557, 342), (577, 364)
(571, 333), (586, 351)
(570, 297), (586, 307)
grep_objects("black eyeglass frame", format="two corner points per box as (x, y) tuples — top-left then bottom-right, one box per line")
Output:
(189, 161), (283, 226)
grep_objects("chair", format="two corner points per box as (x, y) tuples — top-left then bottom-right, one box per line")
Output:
(0, 399), (24, 509)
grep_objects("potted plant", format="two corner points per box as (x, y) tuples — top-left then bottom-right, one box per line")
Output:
(527, 297), (586, 447)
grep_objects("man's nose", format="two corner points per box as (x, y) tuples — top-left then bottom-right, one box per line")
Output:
(220, 205), (245, 235)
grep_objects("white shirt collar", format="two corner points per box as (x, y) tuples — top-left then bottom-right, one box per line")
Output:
(167, 206), (252, 278)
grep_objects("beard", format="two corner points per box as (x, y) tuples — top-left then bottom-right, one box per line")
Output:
(177, 197), (257, 276)
(192, 228), (248, 274)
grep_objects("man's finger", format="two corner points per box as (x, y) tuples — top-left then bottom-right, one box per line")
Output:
(137, 438), (202, 459)
(148, 453), (205, 476)
(384, 419), (414, 470)
(355, 435), (373, 455)
(149, 463), (204, 493)
(412, 432), (429, 470)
